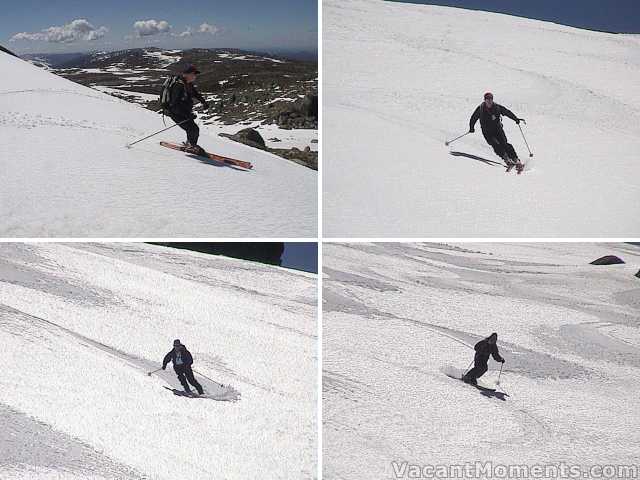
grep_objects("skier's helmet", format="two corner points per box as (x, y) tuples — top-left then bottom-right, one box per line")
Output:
(484, 92), (494, 100)
(488, 332), (498, 343)
(173, 339), (182, 347)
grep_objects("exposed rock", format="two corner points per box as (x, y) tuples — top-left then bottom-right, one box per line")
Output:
(263, 94), (318, 130)
(219, 128), (266, 150)
(590, 255), (625, 265)
(299, 94), (318, 118)
(218, 128), (316, 170)
(270, 147), (318, 170)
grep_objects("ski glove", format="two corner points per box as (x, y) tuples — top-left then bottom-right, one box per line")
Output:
(516, 118), (526, 125)
(162, 365), (166, 370)
(500, 359), (505, 363)
(190, 113), (197, 120)
(469, 127), (475, 133)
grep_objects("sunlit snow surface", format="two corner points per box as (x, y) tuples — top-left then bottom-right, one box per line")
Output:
(323, 242), (640, 479)
(0, 243), (316, 479)
(323, 0), (640, 236)
(0, 52), (316, 237)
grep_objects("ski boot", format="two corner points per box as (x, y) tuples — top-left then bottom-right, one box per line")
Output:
(185, 144), (206, 156)
(186, 145), (207, 157)
(503, 155), (516, 173)
(515, 159), (524, 175)
(182, 142), (206, 156)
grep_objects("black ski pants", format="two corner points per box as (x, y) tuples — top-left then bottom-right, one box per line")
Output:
(174, 365), (203, 394)
(482, 127), (517, 160)
(169, 114), (199, 146)
(465, 361), (488, 381)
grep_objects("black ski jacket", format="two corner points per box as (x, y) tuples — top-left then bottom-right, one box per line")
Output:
(469, 103), (518, 133)
(163, 346), (194, 369)
(168, 78), (207, 117)
(473, 338), (503, 365)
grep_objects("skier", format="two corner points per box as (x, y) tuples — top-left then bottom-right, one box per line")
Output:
(469, 92), (525, 172)
(162, 339), (204, 396)
(462, 332), (504, 385)
(164, 64), (209, 156)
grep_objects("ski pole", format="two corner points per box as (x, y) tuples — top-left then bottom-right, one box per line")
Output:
(147, 368), (162, 376)
(518, 123), (534, 157)
(445, 131), (470, 146)
(125, 118), (192, 148)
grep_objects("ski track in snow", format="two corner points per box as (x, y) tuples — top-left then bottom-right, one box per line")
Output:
(0, 52), (316, 237)
(323, 0), (640, 236)
(323, 242), (640, 479)
(0, 243), (317, 479)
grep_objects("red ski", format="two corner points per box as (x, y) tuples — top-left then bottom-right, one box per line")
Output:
(160, 141), (253, 170)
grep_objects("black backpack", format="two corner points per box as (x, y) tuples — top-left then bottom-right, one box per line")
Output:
(159, 75), (181, 113)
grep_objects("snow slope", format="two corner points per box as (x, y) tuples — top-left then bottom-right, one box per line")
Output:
(324, 242), (640, 479)
(323, 0), (640, 236)
(0, 243), (316, 479)
(0, 52), (316, 237)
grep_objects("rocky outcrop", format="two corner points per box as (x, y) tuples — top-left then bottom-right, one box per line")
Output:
(270, 146), (317, 170)
(265, 94), (318, 130)
(219, 128), (317, 170)
(219, 128), (266, 150)
(590, 255), (625, 265)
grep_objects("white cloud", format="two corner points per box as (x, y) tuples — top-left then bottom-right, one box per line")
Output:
(10, 19), (108, 43)
(175, 27), (194, 38)
(198, 23), (218, 35)
(133, 19), (171, 37)
(171, 22), (218, 38)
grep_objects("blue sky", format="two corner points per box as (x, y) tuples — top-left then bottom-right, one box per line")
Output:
(281, 243), (317, 274)
(3, 0), (317, 54)
(391, 0), (640, 33)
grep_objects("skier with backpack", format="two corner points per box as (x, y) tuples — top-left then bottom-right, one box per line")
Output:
(462, 332), (505, 385)
(469, 92), (526, 173)
(162, 339), (205, 396)
(160, 64), (209, 156)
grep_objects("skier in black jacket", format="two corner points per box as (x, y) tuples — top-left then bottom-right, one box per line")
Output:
(469, 92), (525, 170)
(162, 339), (204, 395)
(462, 332), (504, 385)
(166, 64), (209, 156)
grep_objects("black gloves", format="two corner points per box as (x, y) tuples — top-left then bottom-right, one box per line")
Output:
(500, 359), (505, 363)
(516, 118), (526, 125)
(162, 365), (166, 370)
(190, 113), (197, 120)
(469, 127), (475, 133)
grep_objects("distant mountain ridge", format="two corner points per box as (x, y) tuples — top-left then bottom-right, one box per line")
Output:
(26, 47), (318, 131)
